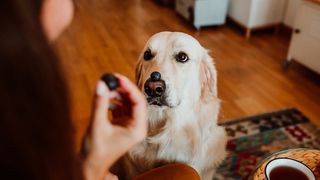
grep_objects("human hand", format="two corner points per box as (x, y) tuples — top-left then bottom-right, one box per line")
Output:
(82, 74), (147, 180)
(104, 172), (118, 180)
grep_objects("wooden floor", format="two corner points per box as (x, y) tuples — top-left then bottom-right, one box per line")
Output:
(55, 0), (320, 147)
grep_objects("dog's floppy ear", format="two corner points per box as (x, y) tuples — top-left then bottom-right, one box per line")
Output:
(135, 60), (143, 88)
(200, 50), (217, 99)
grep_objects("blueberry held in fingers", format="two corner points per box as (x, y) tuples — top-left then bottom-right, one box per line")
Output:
(101, 73), (119, 90)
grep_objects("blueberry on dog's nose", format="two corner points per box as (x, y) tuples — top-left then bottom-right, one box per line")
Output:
(150, 71), (161, 81)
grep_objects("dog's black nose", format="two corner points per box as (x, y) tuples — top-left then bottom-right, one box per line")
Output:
(144, 79), (166, 97)
(150, 71), (161, 81)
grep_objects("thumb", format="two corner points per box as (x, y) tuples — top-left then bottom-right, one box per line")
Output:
(93, 81), (111, 124)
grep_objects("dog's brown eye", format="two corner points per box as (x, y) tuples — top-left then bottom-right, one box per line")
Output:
(175, 52), (189, 63)
(144, 49), (154, 61)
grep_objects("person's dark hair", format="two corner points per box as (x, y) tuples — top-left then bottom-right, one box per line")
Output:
(0, 0), (78, 179)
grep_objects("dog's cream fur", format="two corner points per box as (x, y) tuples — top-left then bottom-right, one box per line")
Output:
(123, 32), (227, 180)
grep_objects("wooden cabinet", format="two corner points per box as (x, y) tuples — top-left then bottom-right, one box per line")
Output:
(286, 1), (320, 74)
(175, 0), (229, 29)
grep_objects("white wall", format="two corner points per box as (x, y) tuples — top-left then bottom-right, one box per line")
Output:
(283, 0), (303, 27)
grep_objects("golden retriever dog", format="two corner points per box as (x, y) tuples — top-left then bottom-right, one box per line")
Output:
(121, 32), (227, 180)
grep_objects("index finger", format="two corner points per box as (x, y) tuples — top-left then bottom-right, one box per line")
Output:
(114, 74), (147, 127)
(114, 74), (146, 106)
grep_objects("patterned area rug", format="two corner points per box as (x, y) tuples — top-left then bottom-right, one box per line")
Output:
(215, 108), (320, 180)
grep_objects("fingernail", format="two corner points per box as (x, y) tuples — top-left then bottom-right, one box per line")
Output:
(96, 81), (106, 96)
